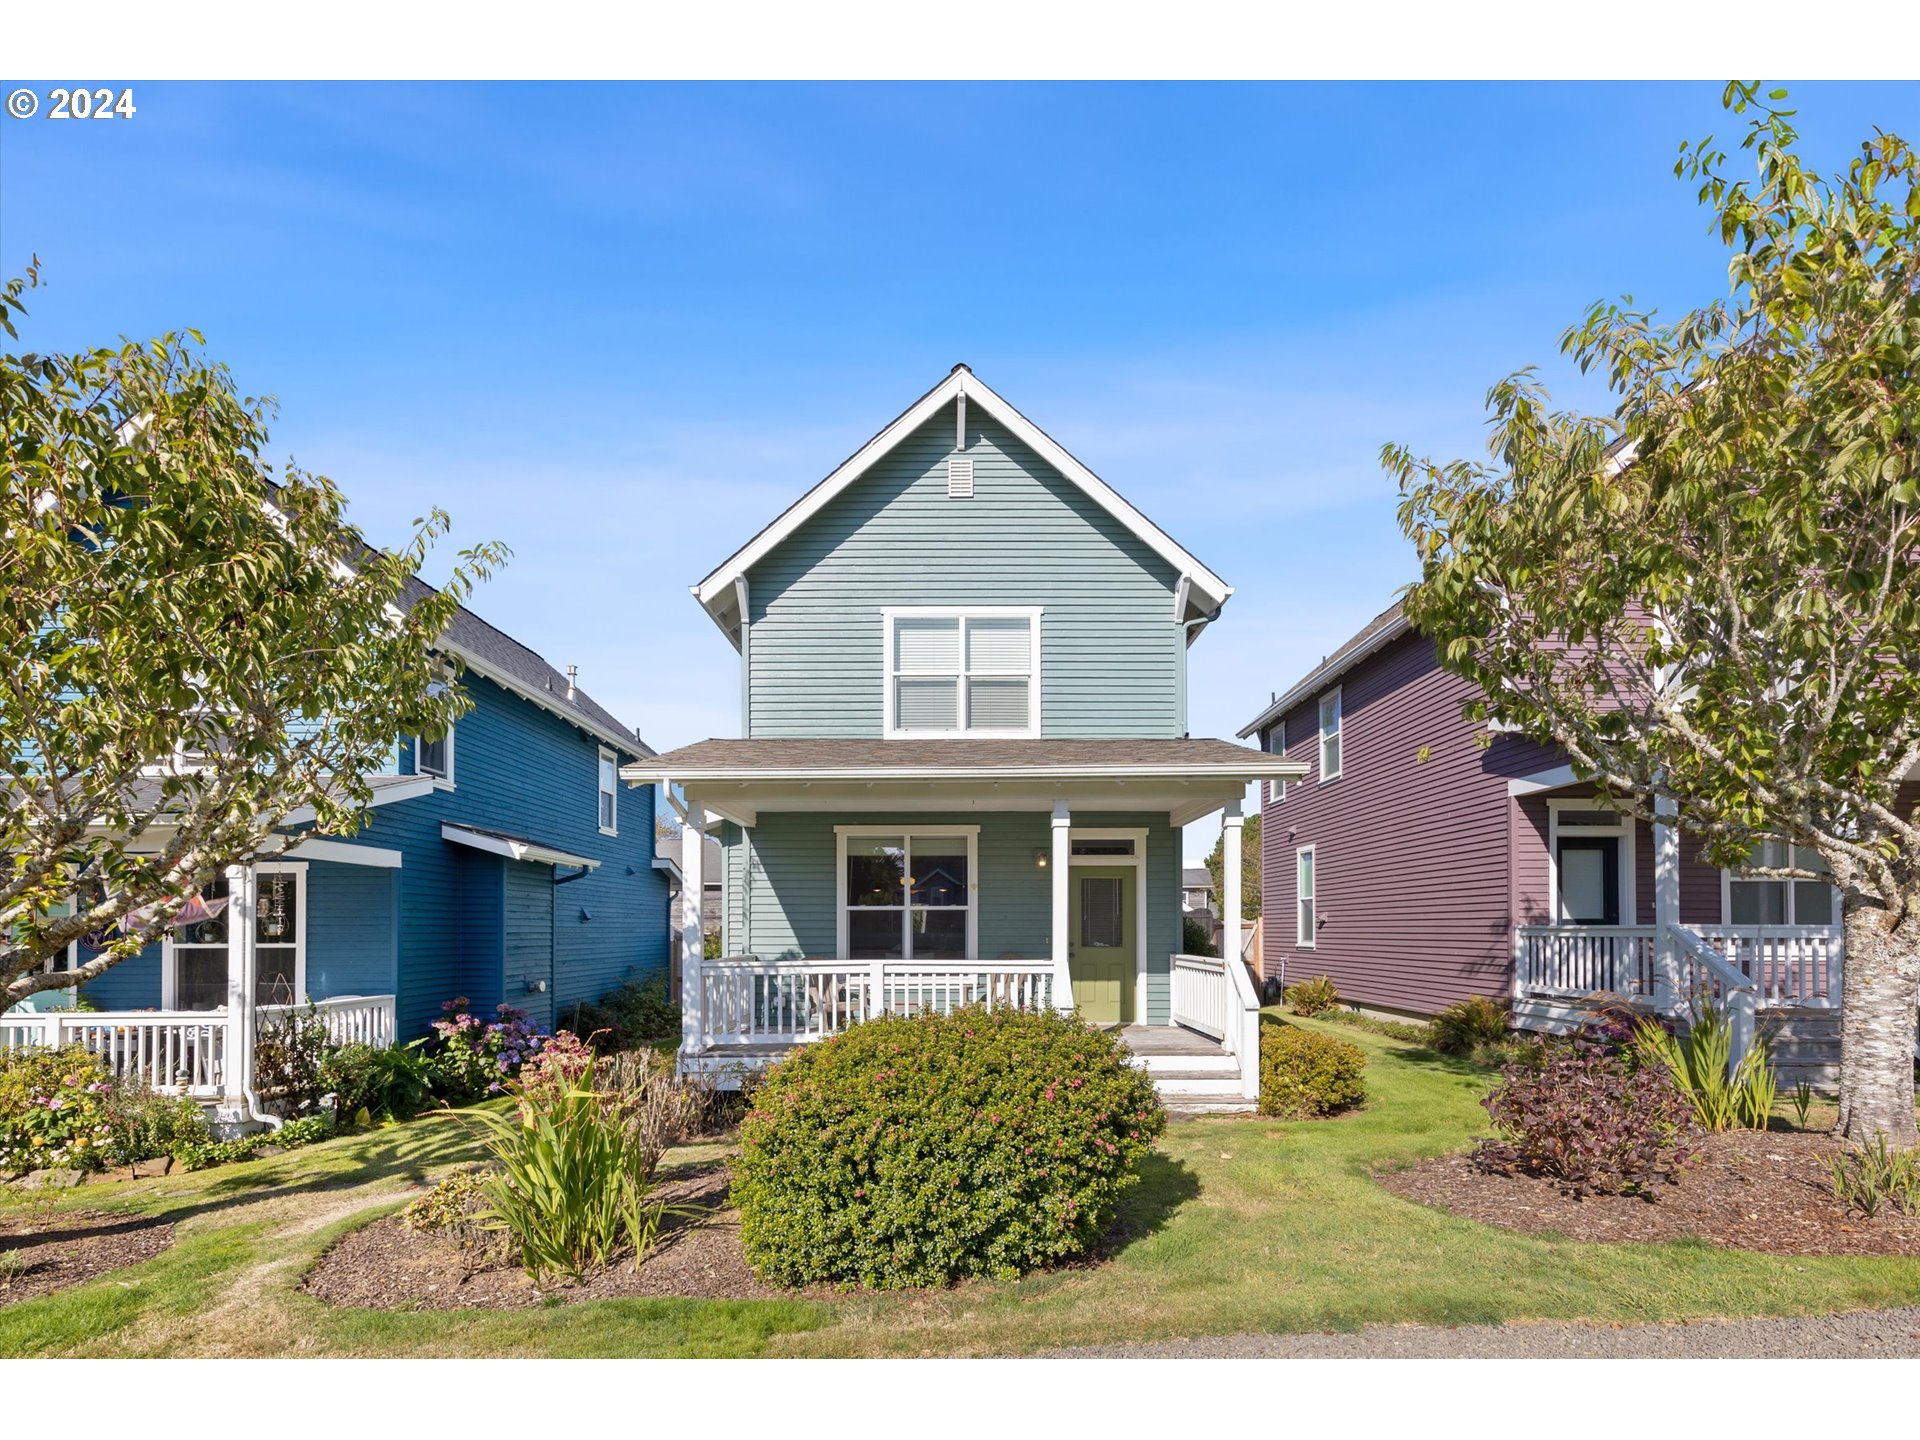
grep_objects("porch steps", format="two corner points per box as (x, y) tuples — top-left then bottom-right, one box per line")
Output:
(1118, 1024), (1255, 1113)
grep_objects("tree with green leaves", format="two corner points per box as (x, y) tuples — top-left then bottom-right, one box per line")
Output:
(1205, 812), (1261, 922)
(1389, 85), (1919, 1144)
(2, 263), (507, 1005)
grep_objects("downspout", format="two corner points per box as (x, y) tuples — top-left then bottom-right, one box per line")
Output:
(1174, 578), (1224, 739)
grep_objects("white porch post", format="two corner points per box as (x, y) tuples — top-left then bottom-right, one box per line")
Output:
(680, 797), (705, 1052)
(1653, 793), (1680, 1011)
(1221, 799), (1244, 965)
(1050, 800), (1073, 1012)
(220, 863), (254, 1114)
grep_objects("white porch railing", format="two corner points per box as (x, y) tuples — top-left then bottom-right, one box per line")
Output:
(1170, 952), (1261, 1102)
(694, 957), (1058, 1048)
(1670, 924), (1760, 1065)
(1515, 924), (1842, 1011)
(1515, 925), (1658, 1001)
(260, 994), (398, 1049)
(1, 994), (398, 1100)
(2, 1010), (232, 1096)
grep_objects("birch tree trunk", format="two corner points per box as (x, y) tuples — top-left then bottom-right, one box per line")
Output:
(1836, 892), (1920, 1149)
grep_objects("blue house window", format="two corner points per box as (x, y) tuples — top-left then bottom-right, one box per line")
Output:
(598, 748), (618, 835)
(415, 725), (451, 781)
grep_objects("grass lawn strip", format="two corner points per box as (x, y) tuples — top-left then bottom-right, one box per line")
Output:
(2, 1012), (1916, 1357)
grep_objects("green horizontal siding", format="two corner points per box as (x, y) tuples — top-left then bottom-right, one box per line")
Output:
(746, 406), (1184, 738)
(729, 810), (1180, 1024)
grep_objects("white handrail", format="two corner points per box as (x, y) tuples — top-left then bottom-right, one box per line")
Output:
(694, 957), (1058, 1048)
(1669, 924), (1758, 1071)
(1171, 952), (1261, 1102)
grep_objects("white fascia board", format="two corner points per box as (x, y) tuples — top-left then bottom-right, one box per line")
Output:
(651, 855), (684, 887)
(622, 758), (1309, 786)
(1236, 611), (1413, 739)
(1507, 764), (1581, 796)
(285, 837), (404, 868)
(278, 773), (438, 828)
(440, 822), (602, 870)
(690, 369), (1232, 637)
(444, 644), (643, 757)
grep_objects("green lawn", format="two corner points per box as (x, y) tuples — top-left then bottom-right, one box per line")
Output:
(5, 1015), (1916, 1358)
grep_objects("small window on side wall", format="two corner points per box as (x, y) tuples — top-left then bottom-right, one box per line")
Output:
(1265, 720), (1287, 806)
(1317, 688), (1342, 781)
(597, 748), (618, 835)
(416, 728), (451, 781)
(1295, 846), (1317, 948)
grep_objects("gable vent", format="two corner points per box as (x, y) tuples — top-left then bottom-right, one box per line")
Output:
(946, 455), (974, 499)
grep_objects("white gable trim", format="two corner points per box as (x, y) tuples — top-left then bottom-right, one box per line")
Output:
(691, 368), (1232, 641)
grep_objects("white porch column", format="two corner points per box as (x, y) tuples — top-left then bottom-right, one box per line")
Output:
(681, 798), (705, 1052)
(1221, 799), (1244, 964)
(221, 864), (254, 1112)
(1652, 793), (1680, 1011)
(1050, 800), (1073, 1012)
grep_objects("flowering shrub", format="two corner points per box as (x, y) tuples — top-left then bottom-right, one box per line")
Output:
(424, 998), (549, 1101)
(0, 1046), (115, 1173)
(101, 1082), (211, 1167)
(732, 1006), (1166, 1289)
(1258, 1020), (1367, 1119)
(1474, 1035), (1694, 1197)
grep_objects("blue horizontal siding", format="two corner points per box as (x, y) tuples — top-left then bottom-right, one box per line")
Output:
(305, 861), (397, 1000)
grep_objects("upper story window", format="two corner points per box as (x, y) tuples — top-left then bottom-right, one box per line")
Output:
(882, 607), (1040, 738)
(1725, 840), (1835, 926)
(415, 726), (452, 782)
(1317, 687), (1342, 782)
(1265, 720), (1287, 806)
(597, 748), (619, 835)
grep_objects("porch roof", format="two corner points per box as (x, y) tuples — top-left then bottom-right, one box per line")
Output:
(624, 737), (1305, 827)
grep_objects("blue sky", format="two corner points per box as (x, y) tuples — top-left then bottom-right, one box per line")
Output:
(3, 81), (1913, 858)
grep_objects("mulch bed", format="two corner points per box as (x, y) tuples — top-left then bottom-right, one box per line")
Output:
(1378, 1129), (1920, 1256)
(302, 1162), (817, 1310)
(0, 1209), (177, 1306)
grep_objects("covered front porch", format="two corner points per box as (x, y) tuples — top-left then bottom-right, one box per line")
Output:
(626, 738), (1302, 1108)
(1506, 768), (1850, 1076)
(3, 847), (400, 1120)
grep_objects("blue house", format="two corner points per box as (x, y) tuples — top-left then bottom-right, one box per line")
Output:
(628, 367), (1304, 1108)
(10, 583), (672, 1116)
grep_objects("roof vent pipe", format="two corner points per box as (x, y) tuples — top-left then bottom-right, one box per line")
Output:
(565, 665), (578, 702)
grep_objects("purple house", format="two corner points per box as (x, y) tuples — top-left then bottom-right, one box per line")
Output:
(1236, 602), (1909, 1079)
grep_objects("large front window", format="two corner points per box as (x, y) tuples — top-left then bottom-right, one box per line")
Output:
(884, 608), (1039, 737)
(1726, 840), (1835, 926)
(840, 829), (975, 959)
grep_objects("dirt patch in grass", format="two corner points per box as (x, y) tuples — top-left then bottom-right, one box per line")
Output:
(1379, 1130), (1920, 1256)
(1, 1209), (177, 1306)
(301, 1162), (815, 1310)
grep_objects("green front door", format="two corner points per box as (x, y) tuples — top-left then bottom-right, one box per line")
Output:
(1070, 865), (1134, 1024)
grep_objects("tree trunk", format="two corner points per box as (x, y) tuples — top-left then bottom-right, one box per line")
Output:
(1836, 892), (1920, 1148)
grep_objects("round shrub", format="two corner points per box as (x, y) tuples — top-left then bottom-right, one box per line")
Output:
(1283, 974), (1340, 1015)
(731, 1006), (1165, 1288)
(1258, 1019), (1367, 1119)
(1425, 995), (1511, 1057)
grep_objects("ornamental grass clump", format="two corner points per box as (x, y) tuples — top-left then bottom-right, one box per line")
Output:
(1426, 995), (1511, 1059)
(1474, 1034), (1694, 1197)
(731, 1006), (1165, 1289)
(1257, 1018), (1367, 1119)
(1633, 999), (1777, 1132)
(468, 1048), (699, 1284)
(1283, 975), (1340, 1016)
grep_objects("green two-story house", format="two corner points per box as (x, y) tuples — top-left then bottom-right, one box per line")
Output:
(626, 367), (1303, 1106)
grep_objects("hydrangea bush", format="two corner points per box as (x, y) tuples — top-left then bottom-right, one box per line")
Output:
(0, 1045), (115, 1172)
(425, 998), (549, 1101)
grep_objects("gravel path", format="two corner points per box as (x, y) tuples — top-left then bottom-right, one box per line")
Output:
(1044, 1306), (1920, 1358)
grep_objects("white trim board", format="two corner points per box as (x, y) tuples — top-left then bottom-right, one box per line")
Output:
(691, 368), (1231, 645)
(440, 822), (602, 871)
(284, 838), (403, 869)
(1545, 799), (1637, 926)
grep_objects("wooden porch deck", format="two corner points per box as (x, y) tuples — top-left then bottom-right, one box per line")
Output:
(1115, 1023), (1229, 1058)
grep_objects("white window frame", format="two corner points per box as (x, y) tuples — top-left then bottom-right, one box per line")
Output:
(1545, 799), (1636, 928)
(597, 747), (619, 836)
(413, 724), (454, 785)
(1265, 719), (1287, 806)
(1719, 840), (1839, 927)
(1317, 687), (1342, 782)
(881, 606), (1042, 739)
(834, 825), (980, 959)
(1295, 846), (1317, 948)
(160, 863), (309, 1010)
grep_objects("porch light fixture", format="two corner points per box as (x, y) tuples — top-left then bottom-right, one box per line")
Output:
(1033, 848), (1049, 869)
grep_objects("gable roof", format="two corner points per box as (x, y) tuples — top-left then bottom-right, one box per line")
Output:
(399, 576), (653, 759)
(1236, 600), (1412, 740)
(691, 365), (1233, 646)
